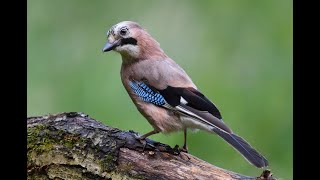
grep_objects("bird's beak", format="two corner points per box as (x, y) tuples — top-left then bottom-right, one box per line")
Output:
(102, 40), (120, 52)
(102, 42), (115, 52)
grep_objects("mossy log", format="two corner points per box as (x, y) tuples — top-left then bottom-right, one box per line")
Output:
(27, 112), (275, 180)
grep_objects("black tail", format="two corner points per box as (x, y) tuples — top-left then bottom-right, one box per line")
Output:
(214, 129), (268, 168)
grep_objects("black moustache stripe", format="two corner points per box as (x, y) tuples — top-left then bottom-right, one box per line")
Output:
(120, 37), (138, 46)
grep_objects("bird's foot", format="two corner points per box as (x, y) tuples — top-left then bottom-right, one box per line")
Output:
(134, 134), (158, 152)
(173, 144), (188, 153)
(180, 144), (189, 153)
(174, 145), (191, 160)
(130, 131), (180, 155)
(179, 148), (188, 153)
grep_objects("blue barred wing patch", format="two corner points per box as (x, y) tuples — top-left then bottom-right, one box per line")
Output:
(129, 81), (165, 106)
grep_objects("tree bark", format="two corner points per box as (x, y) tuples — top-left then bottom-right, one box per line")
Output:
(27, 112), (275, 180)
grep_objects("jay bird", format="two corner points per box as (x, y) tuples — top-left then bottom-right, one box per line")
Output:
(102, 21), (268, 168)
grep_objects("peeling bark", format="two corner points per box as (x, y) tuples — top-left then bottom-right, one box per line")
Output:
(27, 112), (275, 180)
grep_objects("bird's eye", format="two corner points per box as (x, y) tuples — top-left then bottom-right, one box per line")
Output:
(119, 28), (128, 36)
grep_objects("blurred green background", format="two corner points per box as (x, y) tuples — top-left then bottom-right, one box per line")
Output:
(28, 0), (292, 179)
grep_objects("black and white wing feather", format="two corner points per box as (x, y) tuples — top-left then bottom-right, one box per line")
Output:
(129, 80), (268, 168)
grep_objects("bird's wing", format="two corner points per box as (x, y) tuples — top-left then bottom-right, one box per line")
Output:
(129, 80), (232, 134)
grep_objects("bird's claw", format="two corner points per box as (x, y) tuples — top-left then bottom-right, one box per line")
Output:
(173, 145), (188, 154)
(134, 134), (157, 152)
(173, 145), (190, 160)
(179, 147), (188, 153)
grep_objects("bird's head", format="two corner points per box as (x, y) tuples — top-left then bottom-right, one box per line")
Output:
(102, 21), (166, 62)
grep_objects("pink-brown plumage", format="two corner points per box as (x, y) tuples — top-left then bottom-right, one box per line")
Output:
(102, 21), (269, 168)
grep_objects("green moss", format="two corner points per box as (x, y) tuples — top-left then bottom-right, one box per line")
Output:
(131, 174), (145, 180)
(27, 173), (50, 180)
(27, 125), (55, 154)
(27, 125), (145, 179)
(27, 125), (88, 161)
(101, 153), (116, 172)
(63, 133), (82, 149)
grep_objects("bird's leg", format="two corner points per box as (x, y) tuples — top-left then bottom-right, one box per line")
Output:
(138, 130), (159, 140)
(135, 130), (159, 151)
(181, 128), (188, 153)
(177, 129), (191, 160)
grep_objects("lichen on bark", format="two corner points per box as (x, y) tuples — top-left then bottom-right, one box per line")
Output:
(27, 113), (132, 179)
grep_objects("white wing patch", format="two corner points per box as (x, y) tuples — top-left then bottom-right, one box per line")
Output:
(180, 97), (188, 104)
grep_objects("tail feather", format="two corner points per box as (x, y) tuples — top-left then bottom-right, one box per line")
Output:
(171, 103), (268, 168)
(214, 129), (268, 168)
